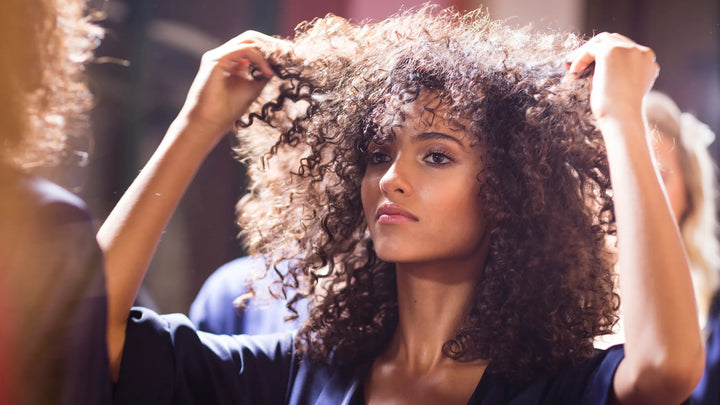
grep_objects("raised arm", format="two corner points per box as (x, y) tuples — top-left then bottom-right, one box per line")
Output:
(98, 31), (280, 379)
(567, 33), (705, 404)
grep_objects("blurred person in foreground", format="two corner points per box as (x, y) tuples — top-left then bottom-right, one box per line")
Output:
(0, 0), (111, 404)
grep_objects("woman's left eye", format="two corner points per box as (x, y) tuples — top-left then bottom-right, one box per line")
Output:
(423, 151), (453, 165)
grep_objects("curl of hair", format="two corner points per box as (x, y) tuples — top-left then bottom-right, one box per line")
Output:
(1, 0), (103, 169)
(236, 6), (618, 381)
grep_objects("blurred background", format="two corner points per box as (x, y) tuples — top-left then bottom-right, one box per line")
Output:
(77, 0), (719, 313)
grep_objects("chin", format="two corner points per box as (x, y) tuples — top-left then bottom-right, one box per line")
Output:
(374, 247), (430, 264)
(373, 246), (412, 263)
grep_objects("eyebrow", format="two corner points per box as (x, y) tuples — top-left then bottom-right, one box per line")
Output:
(412, 131), (465, 147)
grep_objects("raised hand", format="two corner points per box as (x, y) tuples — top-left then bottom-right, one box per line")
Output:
(566, 32), (659, 125)
(177, 31), (287, 146)
(567, 34), (704, 404)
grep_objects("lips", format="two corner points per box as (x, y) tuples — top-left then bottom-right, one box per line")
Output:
(376, 203), (419, 224)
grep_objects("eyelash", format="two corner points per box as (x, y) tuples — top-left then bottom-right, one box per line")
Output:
(423, 149), (454, 165)
(367, 148), (455, 166)
(368, 149), (391, 165)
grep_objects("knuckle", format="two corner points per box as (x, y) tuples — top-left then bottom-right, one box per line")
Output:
(201, 50), (215, 62)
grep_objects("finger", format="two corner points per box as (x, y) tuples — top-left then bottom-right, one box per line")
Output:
(566, 45), (598, 76)
(226, 31), (293, 55)
(565, 32), (643, 77)
(233, 47), (275, 78)
(213, 45), (275, 79)
(603, 32), (634, 44)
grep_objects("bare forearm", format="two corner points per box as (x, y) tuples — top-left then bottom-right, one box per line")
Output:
(601, 117), (704, 404)
(99, 117), (221, 377)
(97, 31), (277, 381)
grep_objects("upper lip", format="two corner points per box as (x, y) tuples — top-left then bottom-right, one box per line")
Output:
(376, 202), (418, 221)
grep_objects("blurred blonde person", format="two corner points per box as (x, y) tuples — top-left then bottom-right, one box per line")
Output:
(648, 91), (720, 325)
(596, 91), (719, 350)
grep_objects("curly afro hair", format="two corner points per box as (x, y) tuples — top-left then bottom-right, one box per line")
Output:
(0, 0), (102, 169)
(235, 5), (618, 381)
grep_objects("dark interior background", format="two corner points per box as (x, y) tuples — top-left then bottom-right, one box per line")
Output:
(75, 0), (719, 313)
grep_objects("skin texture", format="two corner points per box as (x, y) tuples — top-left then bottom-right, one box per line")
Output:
(654, 133), (689, 223)
(99, 9), (704, 405)
(567, 33), (703, 404)
(361, 98), (488, 266)
(361, 98), (491, 404)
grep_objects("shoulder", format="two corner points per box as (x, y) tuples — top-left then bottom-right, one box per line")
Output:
(0, 169), (105, 305)
(25, 174), (92, 223)
(0, 169), (92, 225)
(190, 257), (307, 335)
(189, 256), (265, 332)
(199, 256), (267, 297)
(127, 307), (297, 366)
(0, 169), (101, 272)
(0, 169), (110, 404)
(474, 346), (625, 404)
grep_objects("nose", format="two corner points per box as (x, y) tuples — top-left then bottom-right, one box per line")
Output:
(379, 158), (413, 197)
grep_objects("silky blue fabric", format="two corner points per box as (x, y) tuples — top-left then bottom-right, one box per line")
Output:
(116, 307), (625, 405)
(692, 292), (720, 405)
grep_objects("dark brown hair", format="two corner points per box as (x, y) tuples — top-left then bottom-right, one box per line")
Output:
(236, 6), (618, 381)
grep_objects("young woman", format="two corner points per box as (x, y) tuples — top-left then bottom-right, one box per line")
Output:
(101, 7), (703, 404)
(0, 0), (109, 404)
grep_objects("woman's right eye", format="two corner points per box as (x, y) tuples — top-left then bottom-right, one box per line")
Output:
(368, 151), (391, 165)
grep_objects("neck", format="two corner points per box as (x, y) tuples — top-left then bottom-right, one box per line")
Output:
(383, 240), (490, 373)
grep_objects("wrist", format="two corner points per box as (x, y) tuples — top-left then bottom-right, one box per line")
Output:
(595, 116), (654, 170)
(165, 112), (230, 152)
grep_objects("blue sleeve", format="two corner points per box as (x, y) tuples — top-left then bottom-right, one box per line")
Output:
(483, 345), (625, 404)
(115, 307), (296, 405)
(580, 345), (625, 404)
(692, 303), (720, 405)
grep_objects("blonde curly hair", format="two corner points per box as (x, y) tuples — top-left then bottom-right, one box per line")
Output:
(645, 91), (720, 324)
(1, 0), (102, 169)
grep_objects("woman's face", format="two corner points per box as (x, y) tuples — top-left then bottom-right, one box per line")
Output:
(360, 103), (488, 266)
(654, 132), (688, 223)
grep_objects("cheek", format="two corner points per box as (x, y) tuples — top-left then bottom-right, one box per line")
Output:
(428, 181), (484, 230)
(361, 175), (377, 220)
(665, 173), (688, 220)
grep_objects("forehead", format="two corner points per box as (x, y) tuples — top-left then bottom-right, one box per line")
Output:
(373, 90), (475, 144)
